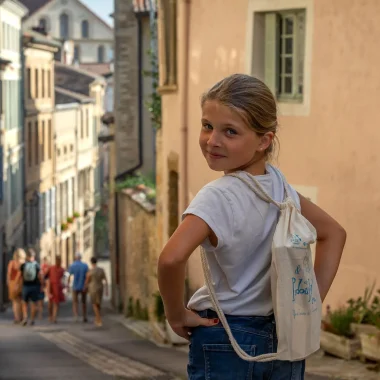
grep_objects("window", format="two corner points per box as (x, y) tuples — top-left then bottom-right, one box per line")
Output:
(27, 68), (31, 99)
(70, 144), (74, 152)
(48, 70), (51, 98)
(42, 69), (45, 98)
(35, 69), (39, 98)
(64, 146), (67, 155)
(74, 45), (80, 62)
(35, 121), (39, 165)
(97, 45), (105, 63)
(80, 109), (84, 138)
(48, 120), (52, 159)
(81, 20), (89, 38)
(86, 108), (89, 137)
(28, 122), (32, 166)
(41, 121), (45, 161)
(39, 18), (47, 31)
(157, 0), (177, 89)
(263, 10), (305, 102)
(60, 13), (69, 39)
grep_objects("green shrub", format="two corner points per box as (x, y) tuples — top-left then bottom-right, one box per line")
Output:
(329, 307), (356, 338)
(126, 297), (134, 317)
(154, 291), (165, 322)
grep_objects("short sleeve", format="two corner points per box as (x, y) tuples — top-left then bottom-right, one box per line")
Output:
(183, 186), (234, 250)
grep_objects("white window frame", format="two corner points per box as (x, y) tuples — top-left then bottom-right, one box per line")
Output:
(246, 0), (314, 117)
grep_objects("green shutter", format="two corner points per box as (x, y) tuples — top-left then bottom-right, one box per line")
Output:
(264, 13), (280, 96)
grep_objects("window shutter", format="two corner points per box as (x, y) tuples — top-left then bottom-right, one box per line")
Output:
(68, 178), (73, 216)
(47, 189), (51, 229)
(38, 193), (43, 237)
(51, 186), (56, 229)
(264, 13), (280, 96)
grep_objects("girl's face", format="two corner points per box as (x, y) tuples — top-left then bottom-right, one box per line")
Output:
(199, 100), (273, 174)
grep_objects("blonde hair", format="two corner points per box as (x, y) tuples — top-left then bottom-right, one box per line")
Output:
(13, 248), (26, 263)
(201, 74), (279, 160)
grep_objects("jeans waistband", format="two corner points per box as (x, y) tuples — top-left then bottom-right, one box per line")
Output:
(197, 308), (275, 321)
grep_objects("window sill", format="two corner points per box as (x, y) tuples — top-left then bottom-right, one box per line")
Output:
(277, 100), (310, 117)
(158, 84), (178, 95)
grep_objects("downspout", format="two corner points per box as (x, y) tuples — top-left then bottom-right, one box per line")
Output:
(21, 36), (26, 246)
(181, 0), (191, 302)
(180, 0), (191, 213)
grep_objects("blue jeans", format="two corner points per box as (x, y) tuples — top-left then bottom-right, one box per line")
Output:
(188, 309), (305, 380)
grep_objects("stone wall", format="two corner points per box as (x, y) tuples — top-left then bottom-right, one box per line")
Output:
(113, 0), (140, 175)
(117, 188), (158, 319)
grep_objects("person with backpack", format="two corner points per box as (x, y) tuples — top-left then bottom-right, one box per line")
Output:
(17, 248), (43, 326)
(157, 74), (347, 379)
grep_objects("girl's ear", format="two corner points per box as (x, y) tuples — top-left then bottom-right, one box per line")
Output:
(259, 132), (274, 151)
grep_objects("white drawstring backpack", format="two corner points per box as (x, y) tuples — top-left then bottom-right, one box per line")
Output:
(200, 172), (322, 362)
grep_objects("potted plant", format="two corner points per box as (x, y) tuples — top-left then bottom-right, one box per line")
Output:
(348, 283), (379, 337)
(67, 217), (74, 224)
(61, 223), (68, 231)
(73, 211), (80, 219)
(358, 291), (380, 361)
(321, 306), (360, 360)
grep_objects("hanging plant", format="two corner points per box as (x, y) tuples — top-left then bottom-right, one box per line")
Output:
(142, 10), (161, 130)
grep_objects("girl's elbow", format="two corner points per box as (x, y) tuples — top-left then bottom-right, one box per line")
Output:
(158, 249), (184, 269)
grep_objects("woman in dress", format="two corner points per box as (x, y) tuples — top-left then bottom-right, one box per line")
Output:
(7, 248), (26, 323)
(46, 256), (65, 323)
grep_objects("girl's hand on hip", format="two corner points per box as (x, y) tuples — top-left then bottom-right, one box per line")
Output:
(168, 309), (219, 341)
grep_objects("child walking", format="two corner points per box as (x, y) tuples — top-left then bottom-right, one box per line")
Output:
(157, 74), (346, 379)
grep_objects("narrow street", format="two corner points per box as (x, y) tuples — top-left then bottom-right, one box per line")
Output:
(0, 300), (185, 380)
(0, 299), (336, 380)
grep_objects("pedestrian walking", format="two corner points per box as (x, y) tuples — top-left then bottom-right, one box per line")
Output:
(46, 256), (65, 323)
(157, 74), (346, 379)
(7, 248), (26, 323)
(68, 252), (89, 322)
(84, 257), (108, 327)
(17, 248), (43, 326)
(40, 256), (51, 319)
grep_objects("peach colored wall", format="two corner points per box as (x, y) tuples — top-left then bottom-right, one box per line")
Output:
(160, 0), (378, 309)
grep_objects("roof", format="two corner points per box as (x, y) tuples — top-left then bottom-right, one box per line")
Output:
(18, 0), (51, 16)
(23, 28), (61, 49)
(20, 0), (113, 31)
(55, 62), (104, 96)
(79, 63), (112, 76)
(55, 86), (94, 105)
(133, 0), (156, 13)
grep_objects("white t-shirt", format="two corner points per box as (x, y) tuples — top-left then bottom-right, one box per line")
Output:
(183, 164), (301, 316)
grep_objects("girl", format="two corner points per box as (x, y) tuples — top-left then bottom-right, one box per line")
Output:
(46, 256), (65, 323)
(7, 248), (26, 323)
(158, 74), (346, 379)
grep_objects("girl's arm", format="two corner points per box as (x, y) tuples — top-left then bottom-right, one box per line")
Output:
(299, 194), (346, 301)
(158, 214), (218, 339)
(6, 261), (13, 285)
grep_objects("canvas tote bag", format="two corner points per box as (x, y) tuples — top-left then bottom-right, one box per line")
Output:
(200, 172), (322, 362)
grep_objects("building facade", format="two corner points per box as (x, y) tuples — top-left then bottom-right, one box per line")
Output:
(113, 0), (156, 178)
(156, 0), (380, 310)
(23, 29), (61, 260)
(20, 0), (113, 70)
(54, 63), (105, 264)
(0, 0), (28, 309)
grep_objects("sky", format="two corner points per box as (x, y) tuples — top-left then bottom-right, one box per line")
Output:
(80, 0), (114, 27)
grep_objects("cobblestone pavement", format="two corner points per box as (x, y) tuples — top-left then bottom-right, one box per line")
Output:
(1, 298), (377, 380)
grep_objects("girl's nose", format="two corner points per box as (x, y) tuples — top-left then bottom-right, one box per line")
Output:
(207, 130), (221, 147)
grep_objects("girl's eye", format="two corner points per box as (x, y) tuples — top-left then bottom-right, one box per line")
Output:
(226, 128), (237, 136)
(203, 123), (212, 130)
